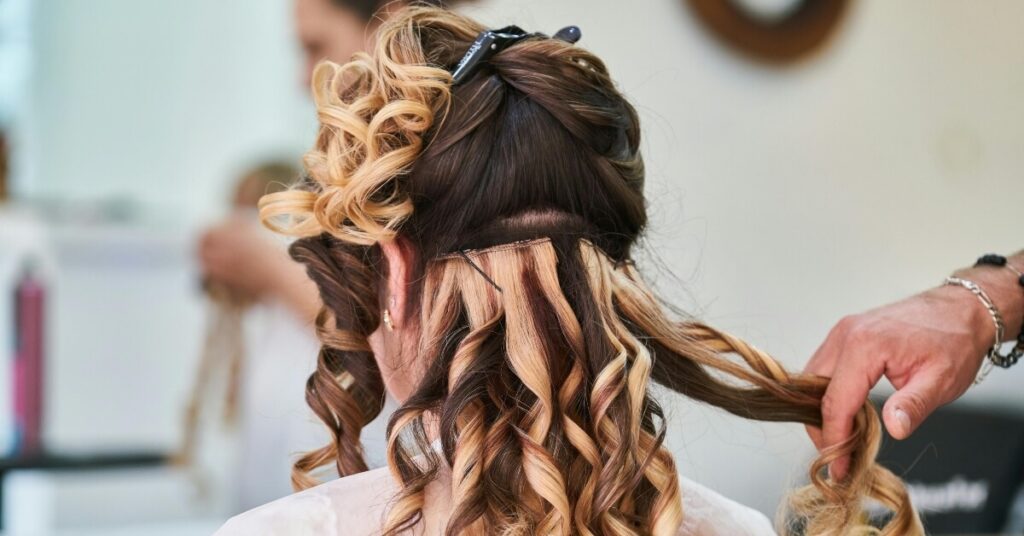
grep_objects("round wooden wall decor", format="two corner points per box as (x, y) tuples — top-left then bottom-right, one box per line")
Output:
(687, 0), (850, 64)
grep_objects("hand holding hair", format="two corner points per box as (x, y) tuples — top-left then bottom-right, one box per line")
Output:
(198, 215), (321, 322)
(805, 250), (1024, 480)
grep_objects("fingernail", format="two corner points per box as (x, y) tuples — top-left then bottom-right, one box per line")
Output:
(894, 408), (911, 435)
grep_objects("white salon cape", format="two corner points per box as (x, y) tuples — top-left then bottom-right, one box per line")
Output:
(216, 461), (776, 535)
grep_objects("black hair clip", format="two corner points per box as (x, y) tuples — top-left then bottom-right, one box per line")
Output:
(450, 24), (582, 85)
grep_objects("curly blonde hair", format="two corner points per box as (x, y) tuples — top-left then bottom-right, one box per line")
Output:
(260, 6), (922, 535)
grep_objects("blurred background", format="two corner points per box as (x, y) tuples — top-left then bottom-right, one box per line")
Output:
(1, 0), (1023, 534)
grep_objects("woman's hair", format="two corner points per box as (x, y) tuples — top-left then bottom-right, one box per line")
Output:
(261, 6), (921, 535)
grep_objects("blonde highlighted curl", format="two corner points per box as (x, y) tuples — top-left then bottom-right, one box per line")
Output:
(260, 9), (464, 243)
(261, 6), (922, 536)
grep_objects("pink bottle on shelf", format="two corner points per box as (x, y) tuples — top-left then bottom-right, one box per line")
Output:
(13, 262), (45, 455)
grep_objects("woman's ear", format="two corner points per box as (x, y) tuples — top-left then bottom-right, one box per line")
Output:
(379, 237), (414, 328)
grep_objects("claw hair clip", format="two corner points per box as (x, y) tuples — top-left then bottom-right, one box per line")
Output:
(450, 24), (582, 85)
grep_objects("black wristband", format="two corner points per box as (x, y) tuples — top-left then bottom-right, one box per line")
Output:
(975, 253), (1024, 289)
(976, 253), (1008, 267)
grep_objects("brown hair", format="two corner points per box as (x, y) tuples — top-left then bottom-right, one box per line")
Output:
(261, 6), (921, 535)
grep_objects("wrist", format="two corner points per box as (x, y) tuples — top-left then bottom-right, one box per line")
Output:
(928, 284), (997, 357)
(956, 263), (1024, 341)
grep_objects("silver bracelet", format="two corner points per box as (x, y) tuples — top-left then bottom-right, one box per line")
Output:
(961, 255), (1024, 377)
(943, 276), (1005, 385)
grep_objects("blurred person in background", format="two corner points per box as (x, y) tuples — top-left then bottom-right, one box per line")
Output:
(200, 0), (462, 323)
(196, 0), (465, 512)
(198, 169), (320, 325)
(296, 0), (428, 87)
(193, 161), (325, 510)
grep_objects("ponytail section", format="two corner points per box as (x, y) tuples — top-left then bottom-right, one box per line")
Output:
(607, 247), (923, 535)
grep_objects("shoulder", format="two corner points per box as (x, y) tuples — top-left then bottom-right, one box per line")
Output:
(678, 475), (776, 536)
(214, 466), (774, 536)
(214, 466), (398, 536)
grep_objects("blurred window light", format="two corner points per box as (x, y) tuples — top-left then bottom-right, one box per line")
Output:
(0, 0), (32, 128)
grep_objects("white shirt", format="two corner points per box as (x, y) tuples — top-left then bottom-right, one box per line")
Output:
(215, 463), (775, 535)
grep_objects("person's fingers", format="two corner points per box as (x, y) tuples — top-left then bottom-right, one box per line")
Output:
(803, 347), (834, 452)
(805, 424), (824, 450)
(205, 234), (229, 253)
(197, 234), (213, 259)
(882, 370), (946, 440)
(199, 247), (238, 281)
(820, 356), (884, 481)
(802, 322), (849, 450)
(198, 230), (233, 263)
(198, 243), (226, 267)
(197, 249), (215, 273)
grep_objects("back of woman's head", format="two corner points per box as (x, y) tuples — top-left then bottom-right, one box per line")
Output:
(262, 6), (921, 535)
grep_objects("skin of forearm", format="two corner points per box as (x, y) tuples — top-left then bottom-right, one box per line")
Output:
(952, 249), (1024, 342)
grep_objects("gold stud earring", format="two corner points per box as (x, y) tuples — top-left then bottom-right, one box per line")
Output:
(382, 309), (395, 331)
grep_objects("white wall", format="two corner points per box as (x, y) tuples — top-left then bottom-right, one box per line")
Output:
(0, 0), (32, 128)
(17, 0), (1024, 521)
(21, 0), (313, 223)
